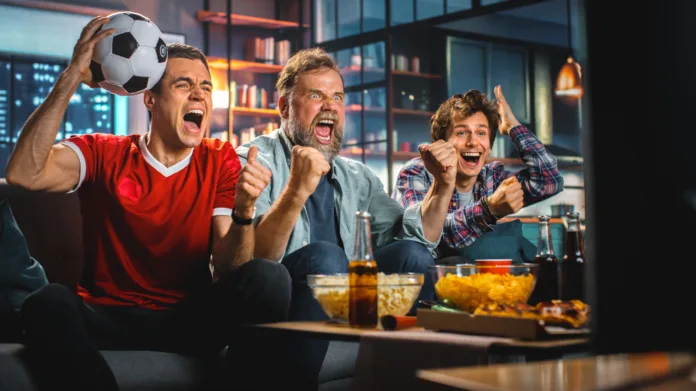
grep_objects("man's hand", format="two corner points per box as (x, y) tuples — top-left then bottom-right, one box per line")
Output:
(486, 176), (524, 218)
(67, 16), (116, 88)
(235, 146), (272, 219)
(494, 85), (521, 135)
(287, 145), (330, 200)
(419, 140), (457, 189)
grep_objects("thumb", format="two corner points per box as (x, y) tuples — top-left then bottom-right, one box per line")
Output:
(502, 175), (518, 186)
(418, 144), (429, 158)
(247, 145), (258, 163)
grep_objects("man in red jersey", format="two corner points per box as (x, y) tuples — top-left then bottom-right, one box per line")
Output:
(5, 16), (290, 391)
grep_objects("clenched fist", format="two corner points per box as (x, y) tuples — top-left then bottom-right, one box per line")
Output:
(486, 176), (524, 218)
(419, 140), (457, 188)
(235, 145), (272, 219)
(288, 145), (330, 200)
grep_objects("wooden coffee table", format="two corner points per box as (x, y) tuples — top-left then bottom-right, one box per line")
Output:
(247, 321), (590, 359)
(416, 351), (696, 391)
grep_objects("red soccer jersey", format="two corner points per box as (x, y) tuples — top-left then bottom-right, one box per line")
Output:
(61, 133), (239, 310)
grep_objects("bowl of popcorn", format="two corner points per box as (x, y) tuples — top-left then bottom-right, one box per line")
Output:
(429, 263), (538, 313)
(307, 273), (424, 322)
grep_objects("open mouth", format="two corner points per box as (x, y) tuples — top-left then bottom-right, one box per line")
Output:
(314, 118), (335, 145)
(460, 152), (482, 167)
(183, 109), (204, 134)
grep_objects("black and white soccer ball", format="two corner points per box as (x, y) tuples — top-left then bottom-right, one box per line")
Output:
(90, 12), (168, 96)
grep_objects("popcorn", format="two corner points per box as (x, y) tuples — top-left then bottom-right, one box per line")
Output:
(310, 273), (422, 321)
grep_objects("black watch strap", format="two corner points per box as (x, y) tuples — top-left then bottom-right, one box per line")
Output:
(231, 208), (254, 225)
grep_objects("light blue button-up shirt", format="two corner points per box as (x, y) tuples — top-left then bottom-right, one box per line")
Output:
(236, 129), (439, 261)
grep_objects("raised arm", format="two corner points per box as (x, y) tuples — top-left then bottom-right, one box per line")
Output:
(254, 145), (329, 261)
(212, 146), (271, 275)
(415, 140), (457, 242)
(5, 16), (114, 192)
(494, 85), (564, 203)
(393, 160), (522, 248)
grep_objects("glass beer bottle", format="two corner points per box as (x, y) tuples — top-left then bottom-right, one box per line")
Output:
(529, 215), (560, 305)
(349, 211), (379, 328)
(561, 212), (586, 301)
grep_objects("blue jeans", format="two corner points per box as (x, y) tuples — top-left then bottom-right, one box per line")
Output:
(281, 240), (435, 388)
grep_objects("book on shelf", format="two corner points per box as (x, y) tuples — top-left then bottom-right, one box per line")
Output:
(244, 37), (291, 65)
(214, 81), (277, 110)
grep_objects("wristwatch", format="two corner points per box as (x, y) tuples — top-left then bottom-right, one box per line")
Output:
(231, 207), (255, 226)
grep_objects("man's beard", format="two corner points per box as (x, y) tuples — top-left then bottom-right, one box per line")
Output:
(286, 112), (343, 162)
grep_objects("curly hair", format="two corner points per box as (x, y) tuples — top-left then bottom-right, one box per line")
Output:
(430, 90), (500, 146)
(276, 47), (343, 99)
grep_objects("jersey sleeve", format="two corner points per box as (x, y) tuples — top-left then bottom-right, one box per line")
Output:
(212, 143), (241, 217)
(60, 133), (114, 192)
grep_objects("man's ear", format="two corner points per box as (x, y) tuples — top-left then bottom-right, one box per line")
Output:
(278, 95), (290, 120)
(144, 90), (156, 112)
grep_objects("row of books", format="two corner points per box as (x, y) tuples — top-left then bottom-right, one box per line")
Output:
(224, 81), (279, 110)
(244, 37), (292, 65)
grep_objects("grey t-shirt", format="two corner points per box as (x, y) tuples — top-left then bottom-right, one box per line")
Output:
(456, 188), (475, 207)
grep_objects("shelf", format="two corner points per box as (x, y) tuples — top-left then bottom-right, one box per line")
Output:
(392, 70), (442, 79)
(342, 66), (441, 79)
(231, 107), (279, 117)
(393, 108), (434, 117)
(197, 10), (308, 29)
(207, 58), (283, 74)
(345, 104), (433, 117)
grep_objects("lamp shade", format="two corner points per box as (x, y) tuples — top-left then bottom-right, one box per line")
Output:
(555, 57), (583, 98)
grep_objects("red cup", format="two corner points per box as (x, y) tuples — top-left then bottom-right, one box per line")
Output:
(476, 259), (512, 275)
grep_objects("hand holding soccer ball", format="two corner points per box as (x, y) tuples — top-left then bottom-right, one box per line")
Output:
(82, 12), (168, 96)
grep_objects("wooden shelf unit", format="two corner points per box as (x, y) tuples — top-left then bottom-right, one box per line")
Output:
(197, 10), (307, 29)
(231, 107), (279, 117)
(207, 58), (283, 74)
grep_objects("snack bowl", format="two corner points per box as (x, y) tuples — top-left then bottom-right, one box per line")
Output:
(429, 263), (538, 313)
(307, 273), (424, 323)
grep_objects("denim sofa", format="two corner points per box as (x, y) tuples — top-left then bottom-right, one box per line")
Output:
(0, 179), (358, 390)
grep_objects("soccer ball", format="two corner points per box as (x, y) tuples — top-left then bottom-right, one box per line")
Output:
(90, 12), (168, 96)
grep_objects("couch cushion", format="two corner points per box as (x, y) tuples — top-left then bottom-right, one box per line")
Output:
(103, 350), (217, 391)
(437, 219), (537, 263)
(0, 199), (48, 313)
(1, 343), (222, 391)
(0, 180), (84, 289)
(0, 343), (36, 391)
(318, 341), (359, 384)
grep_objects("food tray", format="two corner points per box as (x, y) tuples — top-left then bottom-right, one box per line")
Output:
(416, 308), (590, 340)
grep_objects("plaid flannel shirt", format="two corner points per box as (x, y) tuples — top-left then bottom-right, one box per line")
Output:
(391, 125), (564, 249)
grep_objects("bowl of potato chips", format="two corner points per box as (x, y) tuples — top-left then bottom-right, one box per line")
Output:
(429, 263), (538, 313)
(307, 273), (424, 323)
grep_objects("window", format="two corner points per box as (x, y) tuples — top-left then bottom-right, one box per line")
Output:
(447, 37), (530, 158)
(0, 55), (114, 177)
(315, 0), (386, 42)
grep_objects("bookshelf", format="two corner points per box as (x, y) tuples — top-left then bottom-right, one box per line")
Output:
(196, 10), (308, 29)
(207, 58), (283, 74)
(198, 0), (307, 147)
(232, 107), (279, 117)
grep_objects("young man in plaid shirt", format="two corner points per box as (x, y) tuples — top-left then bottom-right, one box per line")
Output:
(391, 86), (564, 258)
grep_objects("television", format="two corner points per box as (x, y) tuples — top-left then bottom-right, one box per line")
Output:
(580, 0), (696, 354)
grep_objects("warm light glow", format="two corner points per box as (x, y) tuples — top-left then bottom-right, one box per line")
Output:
(212, 89), (229, 109)
(555, 57), (584, 98)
